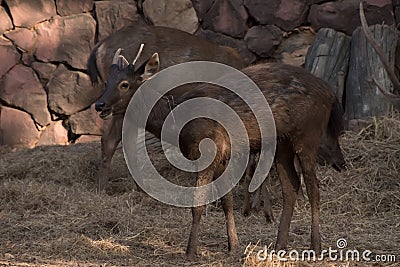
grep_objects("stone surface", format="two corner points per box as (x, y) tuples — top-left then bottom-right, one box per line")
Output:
(202, 0), (248, 37)
(196, 28), (257, 64)
(0, 64), (51, 126)
(274, 28), (316, 66)
(67, 104), (108, 135)
(36, 120), (68, 146)
(0, 37), (21, 79)
(0, 106), (40, 148)
(308, 0), (395, 35)
(5, 0), (57, 28)
(31, 62), (57, 81)
(47, 64), (101, 116)
(35, 14), (96, 70)
(95, 1), (139, 41)
(143, 0), (199, 34)
(22, 53), (35, 65)
(244, 0), (308, 31)
(5, 28), (37, 52)
(56, 0), (94, 16)
(0, 6), (13, 34)
(191, 0), (213, 21)
(244, 25), (283, 57)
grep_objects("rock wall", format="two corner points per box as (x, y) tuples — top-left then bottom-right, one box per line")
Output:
(0, 0), (396, 148)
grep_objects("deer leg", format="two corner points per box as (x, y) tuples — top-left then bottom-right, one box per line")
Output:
(243, 153), (256, 217)
(297, 149), (321, 254)
(275, 141), (300, 251)
(261, 178), (274, 223)
(221, 190), (239, 253)
(186, 169), (214, 260)
(97, 116), (122, 192)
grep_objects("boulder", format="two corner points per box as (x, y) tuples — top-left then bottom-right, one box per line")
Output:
(0, 64), (51, 126)
(191, 0), (213, 21)
(47, 64), (100, 116)
(244, 0), (308, 31)
(35, 14), (96, 70)
(308, 0), (395, 35)
(202, 0), (248, 38)
(67, 104), (108, 136)
(0, 6), (13, 34)
(5, 0), (57, 28)
(244, 25), (283, 57)
(0, 106), (40, 148)
(5, 27), (37, 52)
(95, 1), (139, 41)
(196, 28), (257, 64)
(55, 0), (94, 16)
(0, 37), (20, 79)
(37, 121), (69, 146)
(143, 0), (199, 34)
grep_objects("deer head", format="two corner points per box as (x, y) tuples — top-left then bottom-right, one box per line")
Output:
(95, 44), (160, 119)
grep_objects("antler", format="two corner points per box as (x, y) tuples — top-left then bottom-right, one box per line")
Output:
(132, 43), (145, 65)
(112, 48), (123, 65)
(112, 48), (129, 69)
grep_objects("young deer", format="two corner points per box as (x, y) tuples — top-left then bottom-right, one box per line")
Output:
(88, 23), (246, 192)
(97, 46), (345, 259)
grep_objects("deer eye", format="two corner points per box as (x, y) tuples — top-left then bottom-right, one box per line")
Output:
(119, 81), (130, 91)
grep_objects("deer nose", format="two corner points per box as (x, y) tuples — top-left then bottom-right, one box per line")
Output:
(95, 102), (105, 112)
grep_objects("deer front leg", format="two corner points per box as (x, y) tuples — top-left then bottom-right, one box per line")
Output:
(97, 115), (123, 192)
(186, 169), (214, 261)
(275, 142), (300, 251)
(243, 153), (256, 217)
(297, 150), (321, 254)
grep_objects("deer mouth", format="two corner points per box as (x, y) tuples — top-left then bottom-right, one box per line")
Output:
(99, 109), (112, 120)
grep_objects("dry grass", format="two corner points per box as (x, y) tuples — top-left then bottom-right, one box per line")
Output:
(0, 112), (399, 267)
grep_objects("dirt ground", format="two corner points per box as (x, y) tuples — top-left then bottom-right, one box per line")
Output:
(0, 113), (399, 267)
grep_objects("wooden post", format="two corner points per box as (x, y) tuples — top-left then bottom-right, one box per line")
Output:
(304, 28), (351, 102)
(345, 25), (398, 123)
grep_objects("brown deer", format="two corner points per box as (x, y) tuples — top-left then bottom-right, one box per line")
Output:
(100, 47), (344, 259)
(88, 22), (246, 191)
(359, 2), (400, 108)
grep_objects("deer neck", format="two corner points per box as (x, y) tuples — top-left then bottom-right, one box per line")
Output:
(146, 94), (180, 139)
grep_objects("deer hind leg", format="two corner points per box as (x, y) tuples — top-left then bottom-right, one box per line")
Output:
(186, 169), (214, 261)
(260, 178), (274, 223)
(243, 153), (256, 217)
(275, 141), (300, 251)
(296, 146), (321, 254)
(97, 116), (122, 192)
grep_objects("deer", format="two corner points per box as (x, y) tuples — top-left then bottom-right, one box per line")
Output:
(87, 22), (246, 192)
(97, 45), (345, 259)
(359, 2), (400, 109)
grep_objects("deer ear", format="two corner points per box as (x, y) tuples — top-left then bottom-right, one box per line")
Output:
(139, 53), (160, 81)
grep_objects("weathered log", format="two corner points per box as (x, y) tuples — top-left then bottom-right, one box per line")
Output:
(304, 28), (351, 102)
(345, 25), (398, 122)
